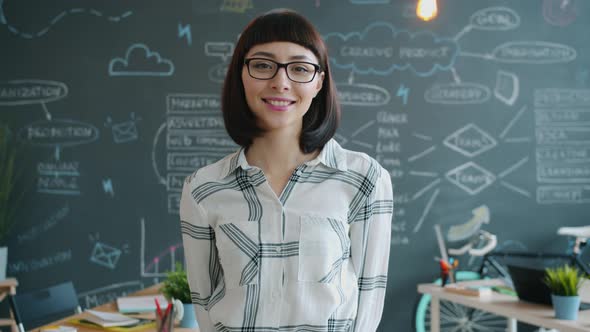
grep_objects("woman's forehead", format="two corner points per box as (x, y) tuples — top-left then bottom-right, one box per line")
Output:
(246, 42), (317, 62)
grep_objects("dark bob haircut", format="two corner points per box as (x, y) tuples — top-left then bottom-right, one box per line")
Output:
(221, 9), (340, 154)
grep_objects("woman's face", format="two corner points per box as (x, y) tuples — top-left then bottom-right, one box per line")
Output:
(241, 41), (324, 136)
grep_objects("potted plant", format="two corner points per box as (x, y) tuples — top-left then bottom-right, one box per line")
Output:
(161, 262), (198, 328)
(0, 124), (21, 280)
(544, 264), (584, 320)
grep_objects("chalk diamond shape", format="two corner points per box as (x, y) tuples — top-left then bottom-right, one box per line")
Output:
(444, 124), (497, 157)
(446, 161), (496, 195)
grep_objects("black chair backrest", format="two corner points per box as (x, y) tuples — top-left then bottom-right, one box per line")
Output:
(13, 281), (81, 329)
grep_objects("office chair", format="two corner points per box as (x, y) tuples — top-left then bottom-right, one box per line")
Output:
(11, 281), (82, 329)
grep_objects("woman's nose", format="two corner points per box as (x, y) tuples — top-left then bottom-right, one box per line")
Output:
(270, 67), (291, 90)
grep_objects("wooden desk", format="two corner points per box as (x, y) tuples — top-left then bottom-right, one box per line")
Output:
(0, 278), (18, 332)
(37, 284), (199, 332)
(418, 279), (590, 332)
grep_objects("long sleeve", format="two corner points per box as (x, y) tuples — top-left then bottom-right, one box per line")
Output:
(349, 166), (394, 332)
(180, 178), (220, 332)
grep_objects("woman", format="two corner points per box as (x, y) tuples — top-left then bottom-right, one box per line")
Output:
(180, 9), (393, 332)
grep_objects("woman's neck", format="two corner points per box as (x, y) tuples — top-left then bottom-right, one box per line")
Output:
(246, 132), (317, 175)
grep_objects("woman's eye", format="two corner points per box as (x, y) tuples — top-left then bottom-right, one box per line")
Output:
(292, 66), (310, 73)
(253, 62), (273, 70)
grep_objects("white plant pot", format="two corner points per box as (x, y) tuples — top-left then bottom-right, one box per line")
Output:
(0, 246), (7, 280)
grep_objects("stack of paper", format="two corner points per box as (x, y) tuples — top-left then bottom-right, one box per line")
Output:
(443, 284), (493, 297)
(116, 295), (168, 313)
(84, 310), (140, 327)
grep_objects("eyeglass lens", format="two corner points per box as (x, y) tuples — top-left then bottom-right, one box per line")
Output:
(247, 59), (318, 83)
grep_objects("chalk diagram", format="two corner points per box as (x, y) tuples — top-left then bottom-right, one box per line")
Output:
(205, 42), (234, 84)
(109, 43), (175, 77)
(104, 112), (141, 144)
(0, 1), (132, 39)
(324, 6), (579, 243)
(220, 0), (253, 13)
(0, 80), (100, 196)
(89, 232), (129, 270)
(151, 94), (237, 215)
(140, 218), (184, 282)
(542, 0), (580, 27)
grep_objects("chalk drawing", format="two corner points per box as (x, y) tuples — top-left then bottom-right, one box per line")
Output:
(109, 44), (174, 77)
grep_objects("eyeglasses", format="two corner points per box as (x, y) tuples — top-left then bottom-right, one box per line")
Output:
(244, 58), (321, 83)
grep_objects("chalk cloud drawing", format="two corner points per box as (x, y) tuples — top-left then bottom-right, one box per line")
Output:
(109, 44), (175, 77)
(324, 22), (459, 77)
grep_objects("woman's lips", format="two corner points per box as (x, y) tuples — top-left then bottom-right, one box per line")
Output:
(263, 98), (295, 111)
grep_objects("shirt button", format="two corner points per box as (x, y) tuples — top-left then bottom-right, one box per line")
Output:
(275, 246), (282, 254)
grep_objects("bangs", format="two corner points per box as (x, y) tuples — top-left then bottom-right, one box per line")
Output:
(239, 10), (324, 62)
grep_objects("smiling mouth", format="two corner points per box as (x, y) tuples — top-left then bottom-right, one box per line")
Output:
(263, 99), (295, 107)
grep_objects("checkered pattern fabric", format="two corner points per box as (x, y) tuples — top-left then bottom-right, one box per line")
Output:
(180, 139), (393, 332)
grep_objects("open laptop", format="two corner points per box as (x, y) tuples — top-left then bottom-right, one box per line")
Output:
(506, 264), (552, 305)
(507, 264), (590, 310)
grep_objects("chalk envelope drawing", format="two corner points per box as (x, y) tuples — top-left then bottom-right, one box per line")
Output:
(109, 43), (174, 76)
(111, 121), (138, 143)
(90, 242), (122, 269)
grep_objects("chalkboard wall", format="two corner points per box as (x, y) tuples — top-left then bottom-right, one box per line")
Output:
(2, 0), (590, 330)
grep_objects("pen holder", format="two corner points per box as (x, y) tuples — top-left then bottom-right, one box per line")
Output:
(155, 306), (175, 332)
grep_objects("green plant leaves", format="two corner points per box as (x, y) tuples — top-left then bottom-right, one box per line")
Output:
(544, 265), (584, 296)
(160, 262), (191, 304)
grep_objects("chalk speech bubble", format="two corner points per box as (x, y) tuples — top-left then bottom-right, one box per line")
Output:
(0, 80), (68, 106)
(19, 119), (99, 147)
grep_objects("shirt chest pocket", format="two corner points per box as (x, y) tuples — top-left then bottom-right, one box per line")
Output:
(215, 221), (259, 289)
(298, 216), (350, 283)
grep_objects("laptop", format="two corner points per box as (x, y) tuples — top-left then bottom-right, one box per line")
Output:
(506, 264), (552, 305)
(507, 264), (590, 310)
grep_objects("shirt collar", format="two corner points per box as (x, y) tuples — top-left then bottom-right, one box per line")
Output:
(219, 138), (347, 179)
(304, 138), (348, 172)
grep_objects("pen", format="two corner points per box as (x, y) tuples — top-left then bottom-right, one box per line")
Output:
(155, 298), (163, 318)
(167, 306), (174, 332)
(160, 312), (167, 332)
(163, 303), (172, 332)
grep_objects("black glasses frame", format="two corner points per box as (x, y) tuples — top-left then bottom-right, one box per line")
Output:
(244, 58), (322, 83)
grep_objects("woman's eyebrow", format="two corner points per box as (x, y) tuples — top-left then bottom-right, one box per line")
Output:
(249, 51), (314, 62)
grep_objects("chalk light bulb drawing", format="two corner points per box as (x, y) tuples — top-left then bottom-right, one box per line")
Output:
(417, 0), (438, 21)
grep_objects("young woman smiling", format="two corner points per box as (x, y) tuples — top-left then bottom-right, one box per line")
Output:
(180, 9), (394, 332)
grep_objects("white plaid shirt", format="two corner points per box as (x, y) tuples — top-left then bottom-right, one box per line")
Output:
(180, 139), (393, 332)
